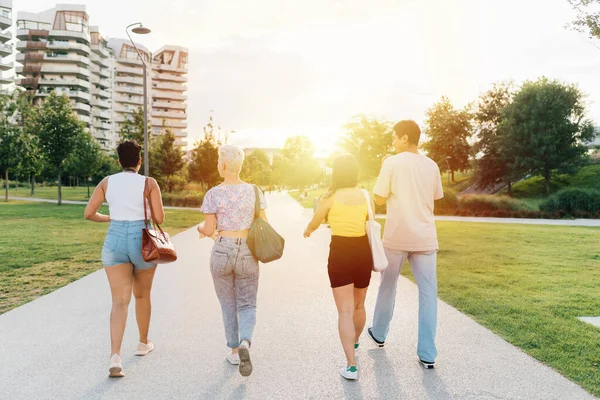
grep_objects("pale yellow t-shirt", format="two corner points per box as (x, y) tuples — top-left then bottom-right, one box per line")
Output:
(373, 152), (443, 252)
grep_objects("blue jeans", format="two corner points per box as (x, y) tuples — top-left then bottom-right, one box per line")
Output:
(371, 248), (438, 362)
(210, 237), (260, 349)
(101, 220), (157, 270)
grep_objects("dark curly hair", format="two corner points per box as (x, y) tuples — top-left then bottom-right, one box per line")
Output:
(117, 140), (142, 169)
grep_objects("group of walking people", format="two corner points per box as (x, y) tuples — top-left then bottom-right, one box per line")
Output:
(84, 119), (444, 380)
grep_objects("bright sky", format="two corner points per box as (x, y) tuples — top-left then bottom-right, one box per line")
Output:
(19, 0), (600, 156)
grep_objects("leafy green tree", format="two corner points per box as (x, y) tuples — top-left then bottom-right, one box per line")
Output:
(473, 82), (521, 195)
(241, 149), (272, 186)
(276, 136), (322, 189)
(500, 77), (595, 196)
(118, 107), (145, 144)
(567, 1), (600, 40)
(423, 96), (473, 182)
(64, 131), (103, 198)
(0, 93), (24, 201)
(188, 137), (221, 191)
(32, 92), (85, 205)
(150, 129), (185, 192)
(340, 116), (393, 179)
(93, 152), (121, 183)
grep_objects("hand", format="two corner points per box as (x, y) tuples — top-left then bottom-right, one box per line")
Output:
(303, 228), (312, 238)
(197, 223), (206, 239)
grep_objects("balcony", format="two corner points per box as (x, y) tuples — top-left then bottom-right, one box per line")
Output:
(115, 75), (144, 86)
(73, 102), (92, 114)
(171, 129), (188, 138)
(152, 119), (187, 129)
(41, 65), (91, 79)
(90, 44), (110, 58)
(114, 105), (135, 114)
(49, 30), (90, 44)
(153, 101), (186, 110)
(115, 94), (143, 105)
(114, 85), (143, 95)
(46, 41), (90, 55)
(78, 114), (92, 125)
(92, 98), (110, 109)
(0, 31), (11, 44)
(152, 72), (187, 83)
(37, 89), (91, 103)
(0, 61), (12, 71)
(152, 81), (186, 91)
(92, 109), (111, 120)
(16, 53), (44, 63)
(174, 139), (188, 147)
(0, 75), (12, 85)
(16, 41), (48, 51)
(152, 110), (186, 120)
(38, 77), (91, 89)
(93, 120), (111, 130)
(116, 64), (144, 76)
(153, 63), (187, 74)
(16, 65), (41, 74)
(93, 88), (111, 99)
(44, 53), (91, 68)
(0, 15), (11, 31)
(90, 65), (110, 79)
(115, 57), (144, 67)
(0, 43), (11, 57)
(152, 91), (187, 101)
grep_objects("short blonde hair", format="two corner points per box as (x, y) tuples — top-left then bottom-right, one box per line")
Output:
(218, 145), (245, 174)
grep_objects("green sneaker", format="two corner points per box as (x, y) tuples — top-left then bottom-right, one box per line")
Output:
(340, 365), (358, 380)
(354, 342), (360, 349)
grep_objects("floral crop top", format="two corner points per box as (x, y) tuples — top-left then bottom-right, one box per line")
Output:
(200, 183), (267, 231)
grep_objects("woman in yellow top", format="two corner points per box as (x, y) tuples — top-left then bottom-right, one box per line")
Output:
(304, 154), (374, 380)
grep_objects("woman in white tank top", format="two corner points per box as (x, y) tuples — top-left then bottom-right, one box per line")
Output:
(84, 140), (165, 378)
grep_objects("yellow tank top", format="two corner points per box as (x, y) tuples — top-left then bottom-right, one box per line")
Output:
(328, 198), (368, 237)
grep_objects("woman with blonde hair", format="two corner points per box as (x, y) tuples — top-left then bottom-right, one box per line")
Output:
(84, 140), (165, 377)
(197, 144), (268, 377)
(304, 154), (373, 380)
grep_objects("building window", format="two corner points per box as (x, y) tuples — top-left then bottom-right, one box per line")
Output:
(53, 11), (89, 34)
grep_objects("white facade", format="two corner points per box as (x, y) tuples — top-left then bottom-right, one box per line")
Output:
(89, 26), (115, 149)
(0, 0), (13, 86)
(151, 45), (188, 148)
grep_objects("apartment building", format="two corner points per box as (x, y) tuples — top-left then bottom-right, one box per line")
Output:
(0, 0), (12, 87)
(90, 27), (115, 149)
(152, 46), (188, 148)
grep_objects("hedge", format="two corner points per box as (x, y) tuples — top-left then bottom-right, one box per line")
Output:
(540, 188), (600, 215)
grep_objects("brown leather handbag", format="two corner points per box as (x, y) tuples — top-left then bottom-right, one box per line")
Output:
(142, 178), (177, 264)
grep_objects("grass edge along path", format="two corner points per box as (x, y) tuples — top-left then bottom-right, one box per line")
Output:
(0, 201), (202, 315)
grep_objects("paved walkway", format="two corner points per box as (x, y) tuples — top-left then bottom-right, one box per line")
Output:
(0, 193), (596, 399)
(8, 195), (600, 226)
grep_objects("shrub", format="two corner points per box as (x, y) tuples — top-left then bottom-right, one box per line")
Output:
(162, 191), (205, 208)
(458, 194), (530, 213)
(540, 188), (600, 214)
(435, 189), (458, 215)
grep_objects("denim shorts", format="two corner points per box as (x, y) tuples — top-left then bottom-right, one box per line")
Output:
(101, 220), (157, 270)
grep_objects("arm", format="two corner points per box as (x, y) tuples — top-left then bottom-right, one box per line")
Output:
(304, 196), (333, 238)
(373, 157), (393, 206)
(148, 178), (165, 224)
(84, 178), (110, 222)
(197, 214), (217, 238)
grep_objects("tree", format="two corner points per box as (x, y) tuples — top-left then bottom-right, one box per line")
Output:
(500, 77), (595, 196)
(64, 131), (103, 198)
(473, 82), (521, 195)
(241, 149), (272, 186)
(118, 107), (145, 144)
(567, 1), (600, 41)
(15, 93), (44, 196)
(276, 136), (322, 189)
(188, 137), (221, 191)
(340, 116), (393, 178)
(32, 92), (86, 205)
(93, 152), (121, 183)
(423, 96), (473, 182)
(0, 93), (24, 202)
(149, 129), (185, 192)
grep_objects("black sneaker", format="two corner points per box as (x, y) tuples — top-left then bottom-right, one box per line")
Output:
(367, 327), (385, 348)
(418, 358), (435, 369)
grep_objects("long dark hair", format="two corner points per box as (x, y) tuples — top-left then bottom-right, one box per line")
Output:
(323, 154), (359, 199)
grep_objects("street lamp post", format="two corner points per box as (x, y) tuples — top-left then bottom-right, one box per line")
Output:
(126, 22), (151, 176)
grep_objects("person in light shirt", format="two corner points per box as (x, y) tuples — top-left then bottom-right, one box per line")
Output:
(367, 120), (444, 369)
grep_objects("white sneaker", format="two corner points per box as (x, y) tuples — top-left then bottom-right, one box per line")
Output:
(109, 354), (124, 378)
(135, 341), (155, 356)
(340, 365), (358, 380)
(226, 352), (240, 365)
(237, 341), (253, 377)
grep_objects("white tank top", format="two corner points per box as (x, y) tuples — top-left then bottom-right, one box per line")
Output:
(105, 172), (148, 221)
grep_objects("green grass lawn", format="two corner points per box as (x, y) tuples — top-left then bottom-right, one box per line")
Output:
(508, 164), (600, 198)
(5, 186), (93, 201)
(375, 218), (600, 396)
(0, 201), (202, 314)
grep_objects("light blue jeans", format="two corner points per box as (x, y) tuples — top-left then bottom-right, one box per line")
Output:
(371, 248), (438, 362)
(210, 237), (260, 349)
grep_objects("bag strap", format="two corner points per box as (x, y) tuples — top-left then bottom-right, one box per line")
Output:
(362, 189), (374, 221)
(253, 185), (261, 220)
(144, 177), (168, 239)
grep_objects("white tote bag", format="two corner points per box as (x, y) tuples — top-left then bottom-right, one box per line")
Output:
(363, 190), (388, 272)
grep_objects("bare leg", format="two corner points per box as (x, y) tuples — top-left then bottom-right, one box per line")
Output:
(353, 287), (368, 344)
(105, 263), (134, 355)
(332, 284), (356, 367)
(133, 266), (158, 344)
